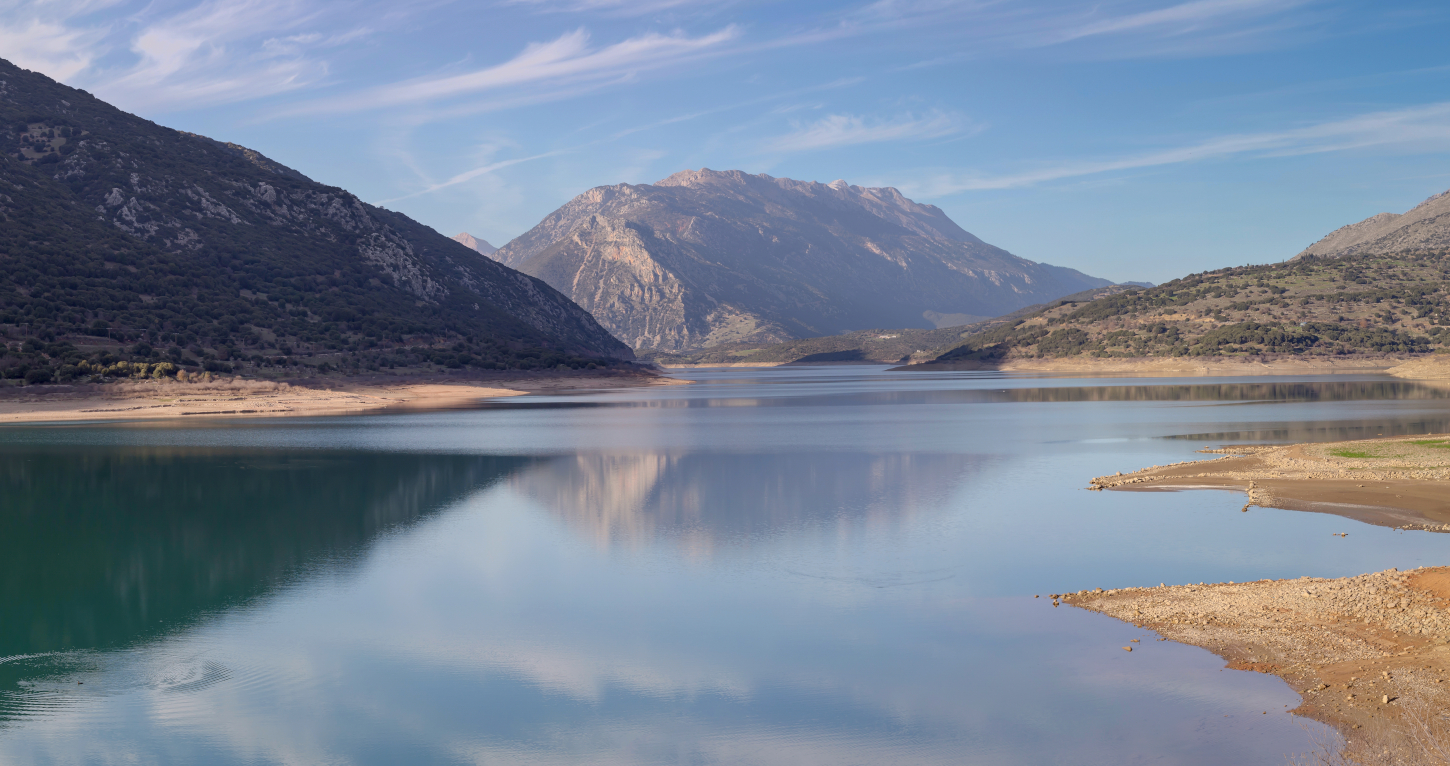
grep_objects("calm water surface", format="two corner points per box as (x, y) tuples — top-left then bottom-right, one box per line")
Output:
(3, 367), (1449, 765)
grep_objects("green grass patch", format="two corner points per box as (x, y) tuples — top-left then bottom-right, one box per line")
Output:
(1408, 439), (1450, 448)
(1329, 449), (1380, 458)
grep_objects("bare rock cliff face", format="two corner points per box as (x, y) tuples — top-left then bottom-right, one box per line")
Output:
(495, 169), (1110, 352)
(1296, 189), (1450, 259)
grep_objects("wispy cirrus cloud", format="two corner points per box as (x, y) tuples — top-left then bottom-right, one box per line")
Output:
(1041, 0), (1316, 45)
(897, 102), (1450, 196)
(833, 0), (1326, 59)
(503, 0), (727, 16)
(289, 25), (739, 115)
(379, 149), (567, 204)
(0, 0), (1335, 119)
(764, 110), (973, 153)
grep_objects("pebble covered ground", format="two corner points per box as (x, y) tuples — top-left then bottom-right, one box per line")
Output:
(1057, 567), (1450, 734)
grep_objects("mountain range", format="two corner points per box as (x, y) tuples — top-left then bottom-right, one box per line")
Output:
(0, 58), (629, 384)
(13, 43), (1441, 382)
(493, 169), (1110, 352)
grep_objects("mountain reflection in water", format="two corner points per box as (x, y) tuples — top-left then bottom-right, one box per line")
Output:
(7, 370), (1450, 763)
(0, 448), (527, 660)
(509, 451), (981, 551)
(478, 379), (1450, 412)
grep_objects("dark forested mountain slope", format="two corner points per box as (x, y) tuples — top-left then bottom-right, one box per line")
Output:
(0, 58), (629, 384)
(494, 169), (1111, 352)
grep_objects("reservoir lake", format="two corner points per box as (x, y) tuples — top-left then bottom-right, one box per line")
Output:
(3, 365), (1449, 764)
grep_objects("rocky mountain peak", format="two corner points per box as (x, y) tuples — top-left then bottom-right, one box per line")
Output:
(644, 168), (982, 245)
(493, 168), (1109, 352)
(1297, 187), (1450, 259)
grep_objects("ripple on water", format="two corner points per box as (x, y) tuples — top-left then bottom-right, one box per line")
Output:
(147, 658), (233, 695)
(0, 650), (250, 728)
(0, 651), (105, 722)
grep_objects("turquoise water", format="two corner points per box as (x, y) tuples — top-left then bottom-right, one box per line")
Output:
(1, 367), (1448, 764)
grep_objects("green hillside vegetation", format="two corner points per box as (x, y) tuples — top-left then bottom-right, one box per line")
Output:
(643, 286), (1136, 366)
(0, 59), (628, 386)
(923, 250), (1450, 366)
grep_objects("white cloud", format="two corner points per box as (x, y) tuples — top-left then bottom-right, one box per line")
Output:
(0, 0), (127, 82)
(764, 110), (972, 153)
(897, 102), (1450, 196)
(0, 0), (378, 112)
(96, 0), (340, 109)
(293, 25), (739, 115)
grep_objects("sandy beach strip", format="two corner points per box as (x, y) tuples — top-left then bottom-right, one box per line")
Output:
(0, 370), (687, 425)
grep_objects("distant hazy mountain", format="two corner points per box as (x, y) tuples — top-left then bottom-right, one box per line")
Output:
(1296, 189), (1450, 259)
(494, 169), (1111, 352)
(452, 232), (497, 255)
(644, 286), (1137, 367)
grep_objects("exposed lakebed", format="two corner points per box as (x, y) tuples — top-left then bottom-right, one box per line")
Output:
(1, 367), (1448, 764)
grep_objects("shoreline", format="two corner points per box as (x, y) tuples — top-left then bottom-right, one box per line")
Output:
(630, 352), (1450, 376)
(1089, 436), (1450, 530)
(1059, 567), (1450, 751)
(652, 360), (904, 369)
(0, 369), (686, 425)
(891, 354), (1450, 378)
(1079, 433), (1450, 755)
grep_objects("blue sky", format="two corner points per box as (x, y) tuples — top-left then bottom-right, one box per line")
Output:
(7, 0), (1450, 283)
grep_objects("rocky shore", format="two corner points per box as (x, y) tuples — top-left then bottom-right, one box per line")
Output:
(1058, 567), (1450, 746)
